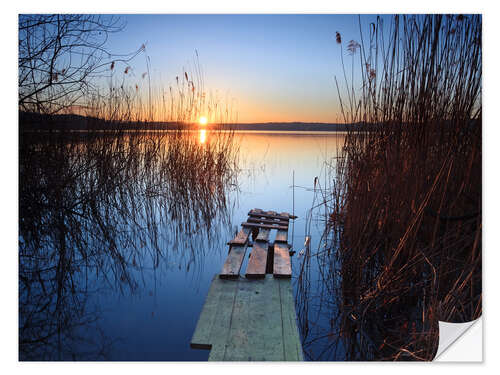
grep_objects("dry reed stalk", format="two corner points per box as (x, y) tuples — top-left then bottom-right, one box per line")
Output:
(299, 14), (481, 361)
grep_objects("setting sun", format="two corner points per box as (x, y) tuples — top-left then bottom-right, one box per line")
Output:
(199, 116), (207, 125)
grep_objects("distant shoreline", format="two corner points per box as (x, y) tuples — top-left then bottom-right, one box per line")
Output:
(221, 123), (348, 132)
(19, 111), (351, 132)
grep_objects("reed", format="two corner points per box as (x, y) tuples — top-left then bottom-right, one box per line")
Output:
(19, 48), (240, 359)
(299, 14), (481, 361)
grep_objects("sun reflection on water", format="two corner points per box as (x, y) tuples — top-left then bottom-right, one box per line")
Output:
(199, 129), (206, 144)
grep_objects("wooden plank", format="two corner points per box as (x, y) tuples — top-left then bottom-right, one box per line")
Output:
(252, 275), (284, 361)
(220, 244), (247, 279)
(206, 278), (240, 361)
(247, 211), (292, 221)
(191, 275), (223, 349)
(191, 276), (304, 361)
(275, 229), (288, 243)
(255, 228), (271, 242)
(247, 217), (289, 226)
(275, 213), (290, 242)
(278, 279), (304, 361)
(223, 276), (284, 361)
(273, 242), (292, 278)
(219, 280), (252, 361)
(245, 228), (269, 278)
(228, 226), (251, 245)
(191, 277), (239, 350)
(241, 222), (288, 231)
(245, 241), (268, 279)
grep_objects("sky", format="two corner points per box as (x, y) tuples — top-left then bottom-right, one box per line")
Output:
(102, 14), (392, 123)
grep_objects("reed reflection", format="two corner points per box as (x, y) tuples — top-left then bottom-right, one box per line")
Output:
(296, 212), (439, 361)
(19, 129), (239, 360)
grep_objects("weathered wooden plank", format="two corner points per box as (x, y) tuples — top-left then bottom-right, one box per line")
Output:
(247, 217), (289, 226)
(192, 207), (302, 360)
(228, 226), (251, 245)
(241, 222), (288, 231)
(219, 281), (252, 361)
(275, 213), (290, 242)
(279, 212), (298, 220)
(206, 278), (240, 361)
(278, 279), (304, 361)
(273, 242), (292, 278)
(250, 276), (284, 361)
(220, 244), (247, 279)
(255, 228), (271, 242)
(191, 275), (224, 349)
(223, 276), (284, 361)
(192, 276), (303, 361)
(247, 211), (292, 221)
(245, 241), (268, 279)
(191, 277), (239, 351)
(275, 229), (288, 243)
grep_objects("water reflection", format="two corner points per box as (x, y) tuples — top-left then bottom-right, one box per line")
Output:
(199, 129), (206, 144)
(296, 195), (439, 361)
(19, 130), (238, 360)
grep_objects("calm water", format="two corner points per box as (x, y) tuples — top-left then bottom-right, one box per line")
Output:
(19, 130), (345, 361)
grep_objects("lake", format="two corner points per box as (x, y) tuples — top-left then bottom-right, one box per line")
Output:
(19, 130), (346, 361)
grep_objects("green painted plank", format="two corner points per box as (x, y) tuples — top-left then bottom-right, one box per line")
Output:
(253, 276), (286, 361)
(206, 278), (239, 361)
(279, 279), (304, 361)
(219, 280), (253, 361)
(191, 277), (239, 351)
(192, 276), (304, 361)
(223, 276), (284, 361)
(220, 244), (247, 279)
(191, 274), (224, 349)
(274, 243), (292, 278)
(245, 241), (268, 279)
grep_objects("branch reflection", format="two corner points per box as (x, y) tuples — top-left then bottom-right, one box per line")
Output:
(19, 129), (239, 360)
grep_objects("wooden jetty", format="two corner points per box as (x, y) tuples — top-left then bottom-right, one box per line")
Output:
(191, 208), (304, 361)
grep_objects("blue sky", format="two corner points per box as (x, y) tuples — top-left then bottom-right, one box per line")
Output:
(103, 14), (392, 122)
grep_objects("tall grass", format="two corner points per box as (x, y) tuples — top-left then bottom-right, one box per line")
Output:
(300, 14), (481, 361)
(75, 50), (237, 126)
(19, 51), (240, 359)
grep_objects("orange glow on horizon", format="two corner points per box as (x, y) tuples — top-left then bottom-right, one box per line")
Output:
(199, 116), (208, 126)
